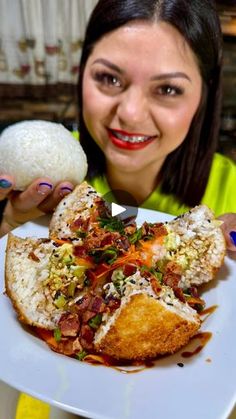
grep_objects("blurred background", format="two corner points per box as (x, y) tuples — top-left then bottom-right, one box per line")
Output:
(0, 0), (235, 161)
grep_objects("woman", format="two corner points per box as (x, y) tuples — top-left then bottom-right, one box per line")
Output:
(2, 1), (236, 417)
(1, 0), (235, 249)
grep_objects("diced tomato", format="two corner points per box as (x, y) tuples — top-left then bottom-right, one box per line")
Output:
(123, 263), (137, 277)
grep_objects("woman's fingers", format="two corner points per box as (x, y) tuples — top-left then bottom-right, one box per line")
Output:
(218, 213), (236, 252)
(0, 177), (75, 236)
(38, 182), (74, 213)
(10, 178), (54, 212)
(0, 175), (14, 201)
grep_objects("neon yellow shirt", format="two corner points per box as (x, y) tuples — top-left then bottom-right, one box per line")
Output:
(15, 153), (236, 418)
(90, 153), (236, 217)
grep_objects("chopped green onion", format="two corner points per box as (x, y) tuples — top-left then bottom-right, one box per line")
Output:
(54, 327), (61, 342)
(76, 350), (88, 361)
(128, 227), (143, 244)
(102, 248), (118, 264)
(88, 313), (103, 329)
(150, 268), (163, 283)
(76, 230), (87, 239)
(67, 281), (77, 297)
(89, 247), (118, 264)
(97, 217), (125, 234)
(54, 294), (67, 308)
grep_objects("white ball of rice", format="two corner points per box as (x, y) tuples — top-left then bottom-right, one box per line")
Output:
(0, 120), (88, 191)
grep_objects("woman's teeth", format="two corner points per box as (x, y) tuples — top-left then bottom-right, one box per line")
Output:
(113, 131), (153, 143)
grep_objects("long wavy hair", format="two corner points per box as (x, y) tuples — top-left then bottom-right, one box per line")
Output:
(78, 0), (223, 207)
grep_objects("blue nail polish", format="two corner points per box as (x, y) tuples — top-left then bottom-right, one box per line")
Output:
(229, 231), (236, 246)
(0, 179), (12, 189)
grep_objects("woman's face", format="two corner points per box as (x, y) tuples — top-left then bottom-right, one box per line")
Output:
(82, 21), (202, 174)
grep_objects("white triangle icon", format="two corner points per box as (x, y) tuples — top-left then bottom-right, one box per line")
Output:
(111, 202), (126, 217)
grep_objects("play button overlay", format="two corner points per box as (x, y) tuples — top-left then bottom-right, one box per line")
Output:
(102, 189), (138, 223)
(111, 202), (126, 217)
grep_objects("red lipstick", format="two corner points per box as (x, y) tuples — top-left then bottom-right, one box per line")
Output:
(107, 129), (155, 151)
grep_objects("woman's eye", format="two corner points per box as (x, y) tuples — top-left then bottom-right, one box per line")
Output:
(94, 72), (122, 88)
(157, 85), (184, 96)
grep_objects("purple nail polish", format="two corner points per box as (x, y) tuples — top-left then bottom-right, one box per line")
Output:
(60, 186), (73, 196)
(229, 231), (236, 246)
(37, 182), (53, 195)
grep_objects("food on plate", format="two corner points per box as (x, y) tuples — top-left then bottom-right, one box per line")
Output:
(0, 120), (87, 190)
(5, 234), (201, 359)
(50, 182), (226, 289)
(4, 183), (226, 361)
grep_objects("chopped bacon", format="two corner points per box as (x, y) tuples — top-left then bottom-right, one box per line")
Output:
(100, 233), (117, 247)
(163, 269), (186, 302)
(163, 272), (181, 289)
(90, 296), (106, 313)
(124, 224), (136, 235)
(85, 231), (120, 251)
(115, 237), (130, 252)
(54, 338), (81, 356)
(71, 216), (89, 232)
(82, 310), (97, 323)
(73, 245), (87, 258)
(150, 277), (162, 295)
(72, 337), (83, 352)
(141, 222), (151, 236)
(58, 312), (80, 337)
(165, 261), (183, 276)
(28, 251), (40, 262)
(80, 325), (95, 349)
(151, 223), (168, 237)
(106, 297), (121, 312)
(141, 222), (167, 238)
(173, 287), (186, 303)
(189, 286), (199, 298)
(75, 295), (92, 312)
(187, 296), (205, 311)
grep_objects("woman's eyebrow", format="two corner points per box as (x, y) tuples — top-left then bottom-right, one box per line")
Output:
(151, 72), (192, 82)
(92, 59), (191, 83)
(92, 58), (123, 74)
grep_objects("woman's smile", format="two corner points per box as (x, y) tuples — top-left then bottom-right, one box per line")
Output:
(107, 128), (157, 150)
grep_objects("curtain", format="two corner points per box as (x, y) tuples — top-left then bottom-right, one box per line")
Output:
(0, 0), (97, 85)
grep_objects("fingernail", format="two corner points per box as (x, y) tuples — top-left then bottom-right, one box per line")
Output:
(0, 179), (12, 189)
(229, 231), (236, 246)
(37, 182), (53, 195)
(60, 186), (73, 197)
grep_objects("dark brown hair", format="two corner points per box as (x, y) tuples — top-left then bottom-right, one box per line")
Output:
(78, 0), (223, 206)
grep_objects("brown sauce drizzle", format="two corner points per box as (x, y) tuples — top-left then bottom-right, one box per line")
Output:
(84, 353), (154, 373)
(200, 305), (218, 322)
(34, 304), (217, 373)
(181, 331), (212, 358)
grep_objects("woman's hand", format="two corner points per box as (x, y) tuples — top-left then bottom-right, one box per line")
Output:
(0, 175), (74, 236)
(218, 213), (236, 252)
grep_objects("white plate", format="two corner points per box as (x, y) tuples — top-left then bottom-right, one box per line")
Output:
(0, 209), (236, 419)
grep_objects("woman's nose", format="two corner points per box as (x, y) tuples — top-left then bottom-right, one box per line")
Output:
(116, 87), (148, 127)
